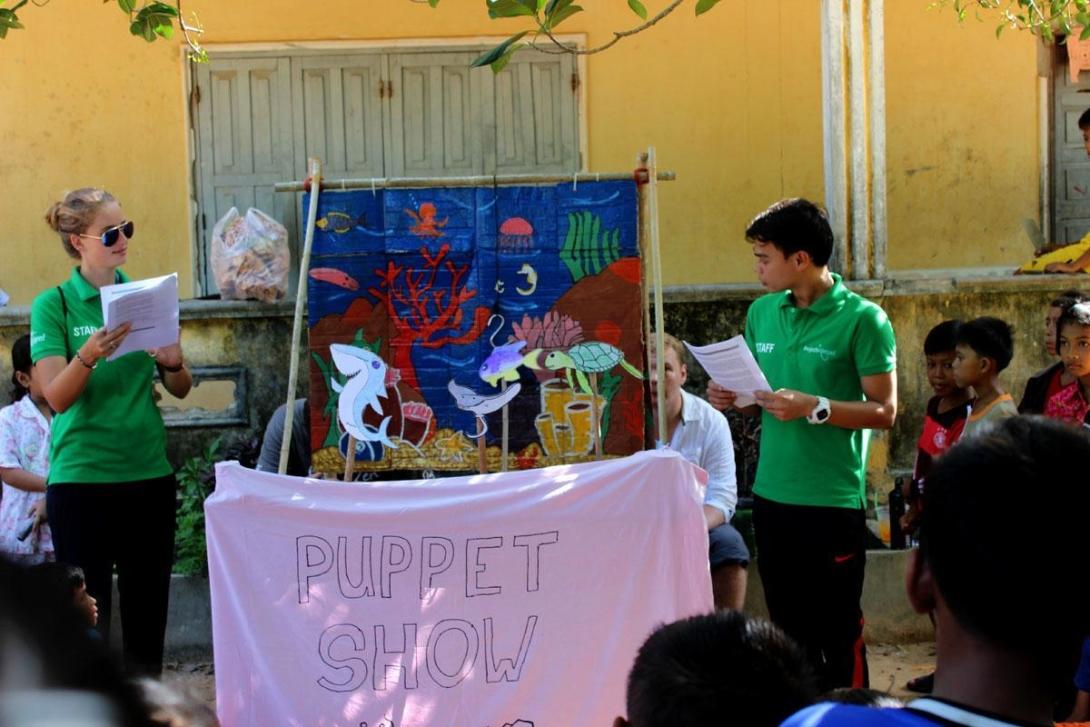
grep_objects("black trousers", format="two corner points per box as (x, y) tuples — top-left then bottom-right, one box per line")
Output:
(753, 495), (869, 691)
(46, 474), (176, 677)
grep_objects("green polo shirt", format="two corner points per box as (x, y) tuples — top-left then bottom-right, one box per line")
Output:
(30, 268), (171, 485)
(744, 273), (896, 509)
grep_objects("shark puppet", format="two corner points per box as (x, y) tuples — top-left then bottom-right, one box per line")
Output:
(330, 344), (397, 450)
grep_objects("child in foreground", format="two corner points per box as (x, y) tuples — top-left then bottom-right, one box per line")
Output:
(0, 333), (53, 564)
(783, 417), (1090, 726)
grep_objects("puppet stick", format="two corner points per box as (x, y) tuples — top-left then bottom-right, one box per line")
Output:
(647, 147), (668, 447)
(589, 372), (603, 458)
(477, 417), (488, 474)
(279, 157), (323, 475)
(343, 436), (356, 482)
(501, 380), (510, 472)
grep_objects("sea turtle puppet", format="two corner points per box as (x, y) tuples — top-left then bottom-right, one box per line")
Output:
(544, 341), (643, 394)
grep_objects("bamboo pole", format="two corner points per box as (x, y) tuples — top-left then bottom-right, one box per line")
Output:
(275, 171), (675, 193)
(279, 157), (322, 475)
(647, 147), (668, 446)
(343, 437), (356, 482)
(476, 417), (488, 474)
(589, 372), (603, 458)
(636, 153), (655, 448)
(500, 380), (509, 472)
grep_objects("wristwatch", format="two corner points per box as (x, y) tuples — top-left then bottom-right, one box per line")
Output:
(807, 396), (831, 425)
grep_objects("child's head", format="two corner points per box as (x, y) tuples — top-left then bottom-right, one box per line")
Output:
(913, 416), (1090, 676)
(615, 610), (817, 727)
(1079, 108), (1090, 157)
(745, 199), (834, 291)
(1057, 302), (1090, 382)
(9, 334), (33, 401)
(35, 562), (98, 628)
(1045, 290), (1086, 357)
(923, 320), (963, 399)
(953, 317), (1014, 389)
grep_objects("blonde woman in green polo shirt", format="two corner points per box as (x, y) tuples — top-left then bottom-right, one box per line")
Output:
(707, 198), (897, 692)
(30, 188), (192, 677)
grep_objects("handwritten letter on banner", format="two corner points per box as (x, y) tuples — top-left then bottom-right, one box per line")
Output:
(206, 450), (713, 726)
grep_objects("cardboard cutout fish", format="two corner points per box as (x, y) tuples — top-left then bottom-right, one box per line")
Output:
(448, 380), (522, 438)
(330, 344), (397, 450)
(479, 341), (541, 387)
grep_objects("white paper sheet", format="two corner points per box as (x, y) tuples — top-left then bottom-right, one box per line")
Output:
(100, 273), (179, 361)
(684, 335), (772, 407)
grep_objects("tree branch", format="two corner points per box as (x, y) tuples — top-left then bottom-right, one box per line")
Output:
(536, 0), (685, 56)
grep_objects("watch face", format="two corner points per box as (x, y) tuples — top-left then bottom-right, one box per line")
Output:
(817, 408), (830, 422)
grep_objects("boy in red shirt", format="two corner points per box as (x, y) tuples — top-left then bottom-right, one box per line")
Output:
(902, 320), (972, 696)
(902, 320), (972, 539)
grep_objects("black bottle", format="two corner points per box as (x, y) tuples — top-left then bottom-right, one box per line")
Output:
(888, 478), (906, 550)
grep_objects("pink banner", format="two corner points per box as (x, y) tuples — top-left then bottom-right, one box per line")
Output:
(207, 450), (713, 726)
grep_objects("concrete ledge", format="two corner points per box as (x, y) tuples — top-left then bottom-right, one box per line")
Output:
(743, 549), (932, 644)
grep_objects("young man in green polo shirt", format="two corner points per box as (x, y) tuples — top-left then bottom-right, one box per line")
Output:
(708, 198), (897, 690)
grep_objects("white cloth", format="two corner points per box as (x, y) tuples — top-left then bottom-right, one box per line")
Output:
(667, 390), (738, 521)
(0, 395), (52, 558)
(206, 451), (713, 727)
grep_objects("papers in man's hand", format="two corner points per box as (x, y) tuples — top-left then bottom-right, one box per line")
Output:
(100, 273), (179, 361)
(684, 336), (771, 408)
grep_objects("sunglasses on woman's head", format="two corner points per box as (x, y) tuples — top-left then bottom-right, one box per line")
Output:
(77, 220), (134, 248)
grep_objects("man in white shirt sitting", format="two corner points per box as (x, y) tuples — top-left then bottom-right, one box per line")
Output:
(653, 333), (749, 610)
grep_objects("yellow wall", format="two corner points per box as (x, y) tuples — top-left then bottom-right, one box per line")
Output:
(0, 1), (1041, 304)
(885, 4), (1040, 270)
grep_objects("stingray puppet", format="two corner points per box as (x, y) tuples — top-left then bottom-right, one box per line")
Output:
(447, 380), (522, 439)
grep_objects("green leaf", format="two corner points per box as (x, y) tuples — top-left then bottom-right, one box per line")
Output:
(118, 0), (135, 13)
(695, 0), (722, 15)
(546, 4), (582, 28)
(996, 22), (1005, 37)
(487, 0), (536, 19)
(145, 1), (179, 17)
(1082, 23), (1090, 40)
(490, 42), (524, 73)
(627, 0), (648, 20)
(0, 8), (21, 28)
(471, 30), (529, 68)
(428, 0), (439, 5)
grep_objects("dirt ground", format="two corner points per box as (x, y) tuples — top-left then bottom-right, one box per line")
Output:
(161, 641), (938, 714)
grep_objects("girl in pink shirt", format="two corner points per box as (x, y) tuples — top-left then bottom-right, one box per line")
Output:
(1046, 303), (1090, 427)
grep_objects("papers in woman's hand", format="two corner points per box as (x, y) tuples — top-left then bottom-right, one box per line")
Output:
(100, 273), (179, 361)
(684, 336), (771, 408)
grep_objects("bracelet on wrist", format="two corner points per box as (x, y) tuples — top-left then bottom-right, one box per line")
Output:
(74, 351), (96, 370)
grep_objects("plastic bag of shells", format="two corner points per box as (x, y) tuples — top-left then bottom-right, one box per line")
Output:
(210, 207), (290, 302)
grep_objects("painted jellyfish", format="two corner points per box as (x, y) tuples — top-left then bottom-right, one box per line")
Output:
(499, 217), (534, 253)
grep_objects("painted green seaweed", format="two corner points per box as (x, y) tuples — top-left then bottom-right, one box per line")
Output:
(560, 211), (622, 282)
(598, 369), (622, 438)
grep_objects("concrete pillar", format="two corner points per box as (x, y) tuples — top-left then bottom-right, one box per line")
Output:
(821, 0), (888, 279)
